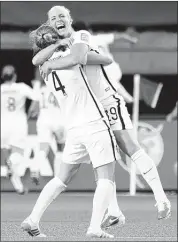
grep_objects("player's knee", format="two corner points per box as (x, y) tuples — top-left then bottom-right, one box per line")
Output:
(53, 176), (67, 192)
(114, 129), (141, 157)
(95, 161), (115, 182)
(56, 163), (80, 185)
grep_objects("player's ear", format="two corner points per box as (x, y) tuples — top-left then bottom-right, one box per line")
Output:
(70, 16), (73, 25)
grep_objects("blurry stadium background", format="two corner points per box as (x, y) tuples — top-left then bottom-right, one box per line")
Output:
(1, 1), (177, 193)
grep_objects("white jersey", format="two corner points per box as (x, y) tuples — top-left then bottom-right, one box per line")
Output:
(39, 85), (58, 111)
(84, 37), (119, 102)
(1, 82), (38, 117)
(44, 30), (106, 130)
(84, 34), (122, 102)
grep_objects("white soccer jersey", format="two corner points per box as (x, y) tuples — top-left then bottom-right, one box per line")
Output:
(83, 37), (118, 102)
(85, 33), (122, 97)
(43, 30), (106, 130)
(39, 85), (58, 111)
(1, 82), (38, 116)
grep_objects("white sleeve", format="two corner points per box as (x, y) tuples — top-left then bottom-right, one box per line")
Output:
(21, 83), (39, 101)
(72, 30), (91, 46)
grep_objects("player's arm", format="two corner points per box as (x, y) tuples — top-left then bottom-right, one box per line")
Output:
(22, 83), (40, 101)
(87, 50), (113, 66)
(32, 42), (61, 66)
(40, 31), (90, 79)
(27, 100), (40, 119)
(116, 82), (133, 103)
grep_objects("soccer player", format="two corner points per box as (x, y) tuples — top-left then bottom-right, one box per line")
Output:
(1, 65), (39, 194)
(74, 22), (171, 225)
(21, 6), (118, 239)
(28, 79), (65, 185)
(34, 14), (171, 228)
(84, 44), (171, 224)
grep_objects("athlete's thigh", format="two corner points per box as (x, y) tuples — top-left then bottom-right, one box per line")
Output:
(113, 129), (140, 156)
(56, 161), (81, 185)
(9, 116), (28, 150)
(1, 117), (11, 149)
(84, 121), (118, 169)
(62, 132), (90, 166)
(37, 116), (52, 142)
(104, 95), (133, 131)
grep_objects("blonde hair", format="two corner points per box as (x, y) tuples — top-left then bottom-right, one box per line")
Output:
(47, 5), (72, 21)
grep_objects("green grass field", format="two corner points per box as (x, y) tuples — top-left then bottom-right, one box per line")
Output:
(1, 192), (177, 241)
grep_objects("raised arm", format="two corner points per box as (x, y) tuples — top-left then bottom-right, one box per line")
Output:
(40, 31), (91, 79)
(32, 42), (61, 66)
(116, 82), (133, 103)
(87, 51), (113, 66)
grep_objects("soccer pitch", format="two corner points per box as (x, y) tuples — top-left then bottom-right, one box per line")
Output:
(1, 192), (177, 241)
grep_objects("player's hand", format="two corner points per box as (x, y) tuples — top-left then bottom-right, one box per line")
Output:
(40, 61), (52, 79)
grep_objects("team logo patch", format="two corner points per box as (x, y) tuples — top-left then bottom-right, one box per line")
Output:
(81, 33), (89, 42)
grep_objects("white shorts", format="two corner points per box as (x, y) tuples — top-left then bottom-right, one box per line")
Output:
(63, 119), (118, 169)
(1, 114), (28, 149)
(36, 110), (66, 149)
(102, 94), (133, 131)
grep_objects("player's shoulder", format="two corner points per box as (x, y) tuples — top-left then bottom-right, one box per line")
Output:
(75, 30), (91, 35)
(0, 83), (7, 92)
(16, 82), (28, 89)
(72, 30), (91, 43)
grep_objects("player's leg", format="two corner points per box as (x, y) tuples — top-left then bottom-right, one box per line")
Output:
(1, 119), (13, 177)
(111, 95), (171, 219)
(93, 163), (125, 229)
(1, 148), (12, 177)
(8, 146), (28, 194)
(30, 120), (55, 184)
(7, 117), (28, 194)
(21, 161), (81, 237)
(85, 124), (117, 238)
(21, 135), (83, 237)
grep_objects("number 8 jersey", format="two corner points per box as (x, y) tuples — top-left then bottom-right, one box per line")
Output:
(1, 82), (39, 117)
(44, 31), (107, 130)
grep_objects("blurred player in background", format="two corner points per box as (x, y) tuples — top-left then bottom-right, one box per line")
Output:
(1, 65), (39, 194)
(28, 76), (66, 185)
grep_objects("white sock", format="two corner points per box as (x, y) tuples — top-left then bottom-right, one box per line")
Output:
(36, 150), (47, 171)
(132, 149), (167, 203)
(89, 179), (114, 231)
(8, 153), (24, 192)
(30, 177), (67, 224)
(107, 182), (123, 217)
(10, 174), (24, 193)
